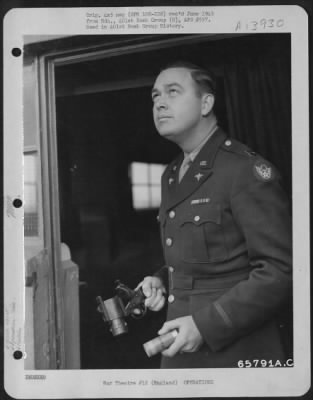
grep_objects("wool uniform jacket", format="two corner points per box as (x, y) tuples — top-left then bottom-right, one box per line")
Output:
(156, 128), (292, 368)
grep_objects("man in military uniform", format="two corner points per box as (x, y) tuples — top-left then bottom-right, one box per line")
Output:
(137, 61), (292, 368)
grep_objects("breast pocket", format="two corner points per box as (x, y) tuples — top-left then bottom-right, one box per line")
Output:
(179, 204), (228, 263)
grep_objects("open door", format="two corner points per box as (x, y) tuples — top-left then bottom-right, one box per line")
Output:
(24, 41), (80, 369)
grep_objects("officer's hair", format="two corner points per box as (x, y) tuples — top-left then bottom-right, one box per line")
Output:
(160, 61), (216, 97)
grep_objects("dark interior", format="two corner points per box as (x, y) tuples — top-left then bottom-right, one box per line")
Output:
(56, 87), (176, 368)
(55, 33), (292, 369)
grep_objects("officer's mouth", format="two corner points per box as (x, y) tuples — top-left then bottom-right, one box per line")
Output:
(157, 115), (173, 122)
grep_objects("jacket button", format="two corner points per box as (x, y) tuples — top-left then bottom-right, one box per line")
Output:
(168, 294), (175, 303)
(166, 238), (173, 247)
(169, 210), (176, 219)
(169, 266), (174, 273)
(194, 215), (200, 222)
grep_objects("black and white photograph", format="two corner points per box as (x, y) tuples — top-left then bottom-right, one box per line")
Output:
(3, 4), (310, 399)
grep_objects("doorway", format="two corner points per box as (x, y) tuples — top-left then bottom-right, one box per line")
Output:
(53, 34), (230, 368)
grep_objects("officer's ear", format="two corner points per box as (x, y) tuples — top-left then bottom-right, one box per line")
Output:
(201, 93), (215, 117)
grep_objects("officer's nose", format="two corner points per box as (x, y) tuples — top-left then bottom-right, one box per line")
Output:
(154, 95), (168, 110)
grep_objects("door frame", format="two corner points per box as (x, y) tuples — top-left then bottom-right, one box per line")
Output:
(35, 33), (224, 368)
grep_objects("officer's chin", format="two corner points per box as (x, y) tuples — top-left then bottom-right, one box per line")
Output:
(157, 128), (179, 143)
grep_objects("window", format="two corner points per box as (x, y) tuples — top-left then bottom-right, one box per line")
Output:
(130, 162), (166, 209)
(24, 152), (39, 236)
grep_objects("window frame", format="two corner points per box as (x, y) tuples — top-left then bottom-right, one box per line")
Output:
(24, 146), (43, 240)
(130, 162), (165, 210)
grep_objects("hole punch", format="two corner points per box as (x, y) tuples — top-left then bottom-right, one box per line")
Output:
(13, 350), (23, 360)
(12, 47), (22, 57)
(13, 198), (22, 208)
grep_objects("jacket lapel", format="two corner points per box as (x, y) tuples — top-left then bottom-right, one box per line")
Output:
(162, 128), (227, 211)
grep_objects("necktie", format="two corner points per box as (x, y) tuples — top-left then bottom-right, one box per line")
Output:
(179, 156), (192, 183)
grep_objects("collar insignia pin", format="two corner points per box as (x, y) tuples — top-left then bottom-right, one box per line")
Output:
(195, 173), (203, 181)
(169, 178), (175, 185)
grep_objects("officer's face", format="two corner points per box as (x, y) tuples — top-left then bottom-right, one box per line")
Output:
(152, 68), (203, 144)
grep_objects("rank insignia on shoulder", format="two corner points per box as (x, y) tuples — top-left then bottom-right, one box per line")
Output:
(253, 161), (274, 181)
(245, 150), (257, 157)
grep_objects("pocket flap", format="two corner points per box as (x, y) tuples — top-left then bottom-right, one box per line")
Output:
(181, 205), (221, 226)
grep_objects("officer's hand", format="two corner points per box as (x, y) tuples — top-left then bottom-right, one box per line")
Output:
(158, 316), (204, 357)
(136, 276), (166, 312)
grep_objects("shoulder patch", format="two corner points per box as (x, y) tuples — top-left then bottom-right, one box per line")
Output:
(253, 160), (275, 181)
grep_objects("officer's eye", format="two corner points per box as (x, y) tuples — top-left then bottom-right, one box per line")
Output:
(169, 88), (178, 96)
(152, 93), (160, 103)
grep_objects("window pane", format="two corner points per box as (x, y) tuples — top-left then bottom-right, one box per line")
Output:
(24, 153), (39, 236)
(150, 186), (162, 208)
(132, 162), (148, 184)
(150, 164), (165, 184)
(130, 162), (166, 209)
(24, 183), (37, 213)
(133, 186), (149, 209)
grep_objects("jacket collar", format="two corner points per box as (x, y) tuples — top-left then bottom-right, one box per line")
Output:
(162, 128), (227, 211)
